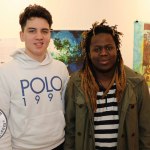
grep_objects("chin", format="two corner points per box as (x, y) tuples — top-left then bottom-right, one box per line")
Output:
(96, 66), (115, 73)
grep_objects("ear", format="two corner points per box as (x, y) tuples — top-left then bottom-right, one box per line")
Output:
(20, 31), (25, 42)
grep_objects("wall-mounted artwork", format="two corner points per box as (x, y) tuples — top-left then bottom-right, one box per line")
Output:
(133, 21), (150, 87)
(49, 30), (84, 74)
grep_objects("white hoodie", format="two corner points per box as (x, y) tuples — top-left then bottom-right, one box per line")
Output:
(0, 49), (69, 150)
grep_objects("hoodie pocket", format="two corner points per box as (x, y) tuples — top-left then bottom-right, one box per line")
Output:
(22, 111), (65, 146)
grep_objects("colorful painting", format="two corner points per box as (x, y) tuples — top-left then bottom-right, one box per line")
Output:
(133, 21), (150, 86)
(49, 30), (84, 74)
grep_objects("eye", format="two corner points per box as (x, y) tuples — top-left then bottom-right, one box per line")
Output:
(92, 47), (102, 53)
(42, 29), (49, 34)
(105, 46), (114, 51)
(93, 47), (99, 52)
(28, 29), (35, 33)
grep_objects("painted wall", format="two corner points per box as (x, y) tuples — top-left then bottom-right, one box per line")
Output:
(0, 0), (150, 68)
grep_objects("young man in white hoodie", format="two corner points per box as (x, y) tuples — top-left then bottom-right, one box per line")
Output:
(0, 4), (69, 150)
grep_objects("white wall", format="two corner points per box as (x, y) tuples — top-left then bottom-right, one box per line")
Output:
(0, 0), (149, 68)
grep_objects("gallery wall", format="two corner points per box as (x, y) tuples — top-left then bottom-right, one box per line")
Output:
(0, 0), (150, 68)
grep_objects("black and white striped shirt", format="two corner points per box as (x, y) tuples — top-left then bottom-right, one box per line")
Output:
(94, 84), (119, 150)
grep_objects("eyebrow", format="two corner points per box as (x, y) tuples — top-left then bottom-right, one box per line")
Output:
(92, 44), (115, 47)
(27, 27), (35, 30)
(27, 27), (50, 30)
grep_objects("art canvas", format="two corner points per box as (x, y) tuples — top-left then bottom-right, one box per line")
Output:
(133, 21), (150, 87)
(49, 30), (84, 74)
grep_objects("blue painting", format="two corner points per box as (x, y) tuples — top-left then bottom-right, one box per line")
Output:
(49, 30), (84, 74)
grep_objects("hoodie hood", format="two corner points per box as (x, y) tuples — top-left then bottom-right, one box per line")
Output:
(11, 48), (53, 68)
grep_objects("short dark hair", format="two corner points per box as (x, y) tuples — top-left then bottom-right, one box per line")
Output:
(19, 4), (53, 31)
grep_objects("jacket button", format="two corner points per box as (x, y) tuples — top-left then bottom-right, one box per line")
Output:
(121, 134), (124, 138)
(77, 132), (81, 136)
(79, 104), (83, 108)
(131, 104), (135, 109)
(131, 133), (135, 137)
(89, 134), (92, 138)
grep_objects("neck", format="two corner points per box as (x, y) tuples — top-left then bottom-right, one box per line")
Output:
(25, 51), (46, 62)
(95, 68), (116, 89)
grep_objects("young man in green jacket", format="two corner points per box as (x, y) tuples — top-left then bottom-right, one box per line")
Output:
(64, 20), (150, 150)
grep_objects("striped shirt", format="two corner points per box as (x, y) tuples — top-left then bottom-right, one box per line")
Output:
(94, 84), (119, 150)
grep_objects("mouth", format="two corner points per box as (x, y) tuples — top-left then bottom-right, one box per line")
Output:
(99, 59), (110, 64)
(34, 42), (44, 48)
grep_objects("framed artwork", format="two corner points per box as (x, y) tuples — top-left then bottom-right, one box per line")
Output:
(49, 30), (84, 74)
(133, 21), (150, 87)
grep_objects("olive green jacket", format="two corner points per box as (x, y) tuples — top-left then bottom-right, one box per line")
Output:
(64, 66), (150, 150)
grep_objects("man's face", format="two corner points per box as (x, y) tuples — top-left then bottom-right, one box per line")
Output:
(89, 33), (117, 73)
(20, 17), (51, 62)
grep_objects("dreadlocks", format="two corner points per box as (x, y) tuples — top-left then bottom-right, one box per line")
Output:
(80, 19), (126, 112)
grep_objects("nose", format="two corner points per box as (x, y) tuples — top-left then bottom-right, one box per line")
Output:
(36, 31), (43, 39)
(99, 47), (108, 55)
